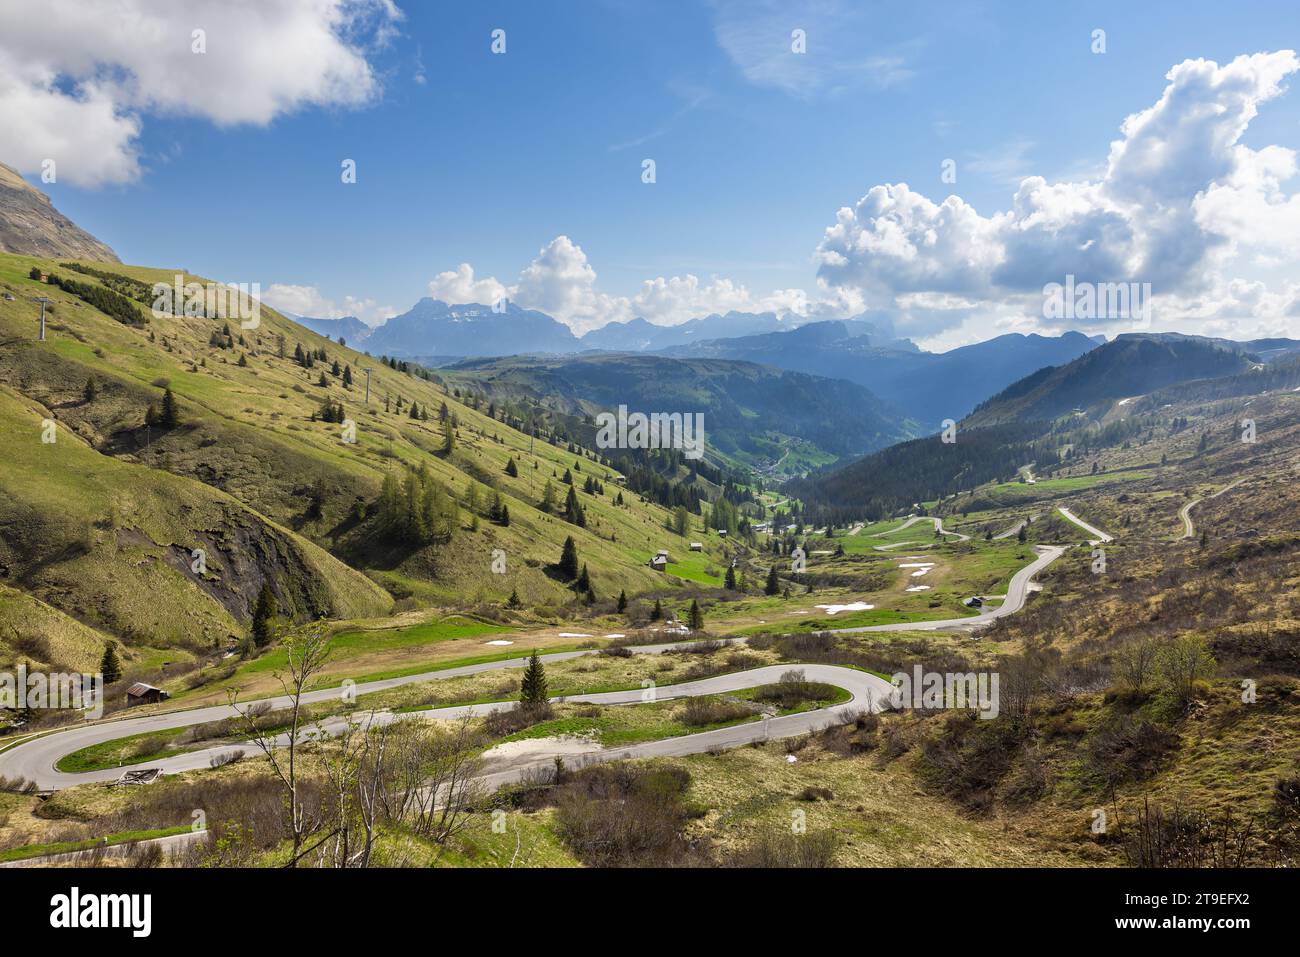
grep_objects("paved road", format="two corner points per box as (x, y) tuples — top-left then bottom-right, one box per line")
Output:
(0, 542), (1064, 794)
(877, 515), (971, 544)
(0, 643), (892, 792)
(1180, 479), (1244, 539)
(1057, 507), (1113, 544)
(829, 544), (1064, 635)
(993, 517), (1028, 540)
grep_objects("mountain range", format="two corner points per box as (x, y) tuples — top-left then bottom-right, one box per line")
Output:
(443, 353), (916, 474)
(293, 296), (1107, 427)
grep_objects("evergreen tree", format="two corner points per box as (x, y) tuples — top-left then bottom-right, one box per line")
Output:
(576, 563), (591, 593)
(765, 565), (780, 596)
(342, 365), (353, 388)
(441, 416), (455, 455)
(520, 651), (548, 706)
(540, 480), (557, 513)
(558, 536), (580, 580)
(617, 589), (628, 613)
(1017, 524), (1027, 544)
(725, 564), (737, 590)
(160, 388), (180, 428)
(100, 642), (122, 684)
(83, 376), (98, 403)
(688, 599), (704, 631)
(251, 582), (277, 647)
(144, 403), (159, 427)
(505, 457), (518, 477)
(651, 598), (662, 621)
(507, 588), (522, 609)
(564, 485), (586, 527)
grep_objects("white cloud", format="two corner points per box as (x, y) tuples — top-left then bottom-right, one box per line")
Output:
(430, 236), (821, 334)
(815, 51), (1300, 343)
(512, 236), (626, 330)
(710, 0), (916, 98)
(0, 0), (400, 186)
(262, 283), (395, 326)
(427, 264), (509, 307)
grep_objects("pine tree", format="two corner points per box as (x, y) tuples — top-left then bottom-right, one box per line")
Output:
(160, 388), (180, 428)
(576, 563), (591, 593)
(725, 564), (737, 590)
(507, 588), (522, 609)
(505, 457), (518, 477)
(100, 642), (122, 684)
(765, 565), (780, 596)
(617, 589), (628, 613)
(520, 651), (548, 706)
(558, 536), (580, 580)
(83, 376), (98, 403)
(540, 480), (557, 513)
(651, 598), (662, 621)
(688, 599), (704, 631)
(251, 582), (277, 647)
(499, 503), (510, 526)
(1017, 524), (1027, 544)
(144, 403), (159, 427)
(441, 416), (455, 455)
(342, 365), (353, 388)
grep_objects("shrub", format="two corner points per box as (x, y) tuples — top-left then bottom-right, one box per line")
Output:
(726, 830), (838, 868)
(679, 696), (753, 727)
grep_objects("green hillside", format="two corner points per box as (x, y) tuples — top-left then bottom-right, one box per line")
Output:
(0, 252), (739, 672)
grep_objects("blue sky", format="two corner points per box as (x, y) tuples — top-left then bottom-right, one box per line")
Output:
(5, 0), (1300, 346)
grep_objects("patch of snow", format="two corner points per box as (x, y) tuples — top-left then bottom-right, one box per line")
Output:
(905, 585), (931, 592)
(484, 640), (514, 646)
(814, 602), (875, 615)
(558, 632), (593, 638)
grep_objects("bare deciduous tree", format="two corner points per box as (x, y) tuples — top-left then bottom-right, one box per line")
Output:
(229, 618), (332, 867)
(1113, 636), (1161, 694)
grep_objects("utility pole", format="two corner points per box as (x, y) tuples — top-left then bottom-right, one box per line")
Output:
(34, 296), (51, 341)
(364, 367), (371, 404)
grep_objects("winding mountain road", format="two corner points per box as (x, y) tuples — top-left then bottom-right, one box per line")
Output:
(1057, 507), (1113, 544)
(872, 515), (970, 548)
(1180, 479), (1245, 539)
(831, 545), (1064, 635)
(0, 545), (1066, 794)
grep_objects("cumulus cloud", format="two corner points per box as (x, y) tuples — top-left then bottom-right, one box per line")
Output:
(0, 0), (400, 186)
(432, 236), (819, 334)
(427, 264), (509, 307)
(815, 51), (1300, 342)
(261, 282), (395, 326)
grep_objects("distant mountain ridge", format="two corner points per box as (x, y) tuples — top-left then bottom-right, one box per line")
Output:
(288, 313), (375, 345)
(964, 333), (1260, 426)
(0, 162), (119, 262)
(365, 298), (581, 357)
(661, 321), (1100, 427)
(444, 352), (917, 473)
